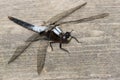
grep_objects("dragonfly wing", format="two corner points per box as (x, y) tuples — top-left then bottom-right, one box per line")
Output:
(56, 13), (109, 25)
(46, 2), (87, 25)
(8, 34), (42, 64)
(8, 16), (47, 33)
(8, 42), (32, 64)
(25, 33), (42, 42)
(37, 41), (48, 75)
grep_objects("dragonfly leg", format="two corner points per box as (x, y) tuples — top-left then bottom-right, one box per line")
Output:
(59, 43), (70, 53)
(71, 36), (82, 43)
(49, 42), (56, 51)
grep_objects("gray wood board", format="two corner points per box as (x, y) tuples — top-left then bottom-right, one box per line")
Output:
(0, 0), (120, 80)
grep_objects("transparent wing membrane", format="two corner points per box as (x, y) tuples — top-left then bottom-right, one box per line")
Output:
(8, 34), (41, 64)
(25, 33), (41, 42)
(56, 13), (109, 25)
(37, 41), (48, 75)
(46, 2), (87, 25)
(8, 42), (32, 64)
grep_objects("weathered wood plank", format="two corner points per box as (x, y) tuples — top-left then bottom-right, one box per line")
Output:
(0, 0), (120, 80)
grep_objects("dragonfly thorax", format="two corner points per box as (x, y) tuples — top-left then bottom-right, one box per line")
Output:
(52, 26), (63, 36)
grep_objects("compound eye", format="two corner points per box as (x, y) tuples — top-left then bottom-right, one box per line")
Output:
(64, 32), (71, 38)
(67, 32), (70, 36)
(66, 34), (70, 38)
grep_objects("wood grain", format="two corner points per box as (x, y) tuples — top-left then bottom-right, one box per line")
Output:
(0, 0), (120, 80)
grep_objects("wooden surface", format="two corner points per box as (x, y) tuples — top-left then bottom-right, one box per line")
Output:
(0, 0), (120, 80)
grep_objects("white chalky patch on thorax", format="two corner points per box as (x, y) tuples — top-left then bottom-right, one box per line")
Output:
(32, 26), (47, 33)
(52, 26), (63, 35)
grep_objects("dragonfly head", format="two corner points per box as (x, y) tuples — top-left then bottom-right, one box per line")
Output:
(64, 30), (73, 38)
(64, 30), (80, 43)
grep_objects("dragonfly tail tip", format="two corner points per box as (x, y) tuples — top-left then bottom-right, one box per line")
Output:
(8, 16), (13, 19)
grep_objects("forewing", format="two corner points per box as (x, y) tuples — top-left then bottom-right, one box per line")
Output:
(46, 2), (87, 25)
(37, 41), (48, 75)
(8, 33), (41, 64)
(56, 13), (109, 25)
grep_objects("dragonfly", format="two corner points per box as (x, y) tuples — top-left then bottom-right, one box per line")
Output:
(8, 2), (109, 75)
